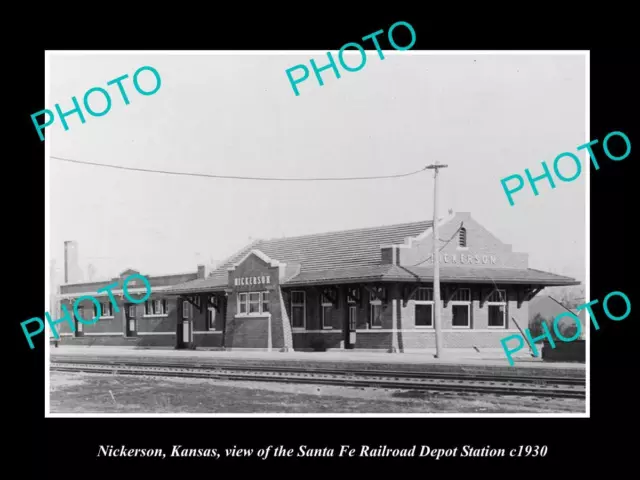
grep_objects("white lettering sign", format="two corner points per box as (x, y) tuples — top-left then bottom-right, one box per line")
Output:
(234, 276), (271, 287)
(427, 254), (497, 265)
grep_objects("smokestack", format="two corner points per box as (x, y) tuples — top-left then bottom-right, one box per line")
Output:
(64, 241), (70, 283)
(64, 241), (80, 284)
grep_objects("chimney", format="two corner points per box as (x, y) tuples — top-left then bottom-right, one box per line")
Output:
(64, 241), (80, 284)
(197, 264), (207, 279)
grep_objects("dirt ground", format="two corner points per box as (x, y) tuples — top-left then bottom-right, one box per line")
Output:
(49, 371), (586, 414)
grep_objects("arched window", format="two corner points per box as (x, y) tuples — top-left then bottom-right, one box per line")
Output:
(459, 227), (467, 247)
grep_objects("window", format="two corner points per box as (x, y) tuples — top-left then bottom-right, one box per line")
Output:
(416, 288), (433, 301)
(487, 289), (507, 328)
(144, 299), (167, 316)
(128, 305), (136, 317)
(237, 291), (270, 316)
(94, 301), (113, 318)
(208, 307), (216, 330)
(154, 299), (165, 315)
(459, 227), (467, 248)
(415, 288), (434, 328)
(182, 301), (190, 319)
(488, 305), (505, 328)
(321, 294), (333, 329)
(451, 288), (471, 328)
(369, 292), (383, 328)
(415, 304), (433, 327)
(248, 293), (261, 314)
(290, 291), (305, 329)
(238, 293), (247, 314)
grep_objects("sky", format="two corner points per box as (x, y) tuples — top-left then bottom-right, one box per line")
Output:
(48, 52), (586, 286)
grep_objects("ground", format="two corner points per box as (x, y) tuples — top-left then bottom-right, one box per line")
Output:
(49, 371), (585, 414)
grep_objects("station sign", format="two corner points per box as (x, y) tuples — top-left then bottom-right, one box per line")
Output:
(234, 275), (271, 287)
(425, 253), (498, 265)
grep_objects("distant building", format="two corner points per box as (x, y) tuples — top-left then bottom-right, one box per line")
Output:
(54, 267), (206, 346)
(529, 295), (586, 340)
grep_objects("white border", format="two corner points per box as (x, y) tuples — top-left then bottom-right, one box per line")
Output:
(584, 50), (591, 419)
(45, 50), (589, 419)
(45, 49), (51, 417)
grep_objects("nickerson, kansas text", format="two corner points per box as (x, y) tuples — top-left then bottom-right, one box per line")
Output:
(97, 445), (221, 459)
(97, 444), (547, 460)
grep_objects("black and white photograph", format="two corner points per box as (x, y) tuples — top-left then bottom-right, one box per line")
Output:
(43, 50), (589, 417)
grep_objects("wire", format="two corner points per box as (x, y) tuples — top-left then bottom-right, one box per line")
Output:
(51, 156), (428, 181)
(407, 222), (464, 267)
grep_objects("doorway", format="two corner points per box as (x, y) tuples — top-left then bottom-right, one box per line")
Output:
(345, 305), (357, 349)
(182, 320), (192, 344)
(125, 303), (137, 337)
(178, 299), (192, 348)
(74, 307), (84, 337)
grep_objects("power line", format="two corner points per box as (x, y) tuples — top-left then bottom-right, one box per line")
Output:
(407, 222), (464, 267)
(51, 155), (428, 182)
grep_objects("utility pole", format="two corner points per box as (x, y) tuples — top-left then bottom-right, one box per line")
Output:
(426, 162), (448, 358)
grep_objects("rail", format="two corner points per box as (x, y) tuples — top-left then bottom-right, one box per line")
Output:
(50, 358), (585, 399)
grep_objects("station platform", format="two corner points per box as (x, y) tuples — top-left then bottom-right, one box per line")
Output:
(49, 345), (586, 379)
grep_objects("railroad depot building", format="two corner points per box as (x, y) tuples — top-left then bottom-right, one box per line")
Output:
(55, 212), (580, 352)
(55, 268), (205, 347)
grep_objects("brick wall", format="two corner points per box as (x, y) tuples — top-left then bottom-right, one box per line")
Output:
(226, 317), (270, 349)
(193, 333), (223, 348)
(398, 212), (528, 269)
(56, 294), (181, 342)
(285, 283), (530, 351)
(225, 251), (293, 349)
(293, 332), (343, 350)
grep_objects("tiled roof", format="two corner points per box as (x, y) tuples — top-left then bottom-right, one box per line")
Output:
(164, 219), (580, 294)
(401, 266), (579, 286)
(282, 264), (404, 285)
(253, 220), (433, 272)
(282, 265), (579, 286)
(164, 221), (432, 294)
(165, 242), (259, 295)
(162, 220), (433, 294)
(166, 274), (229, 295)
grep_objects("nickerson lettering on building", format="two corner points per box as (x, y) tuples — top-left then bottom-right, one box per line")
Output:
(285, 21), (416, 96)
(424, 253), (498, 265)
(234, 275), (271, 286)
(500, 290), (631, 366)
(20, 273), (152, 349)
(500, 130), (631, 206)
(31, 66), (162, 141)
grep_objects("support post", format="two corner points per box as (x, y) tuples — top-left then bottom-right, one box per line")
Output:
(426, 162), (448, 358)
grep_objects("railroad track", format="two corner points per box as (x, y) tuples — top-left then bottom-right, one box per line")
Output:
(50, 359), (585, 399)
